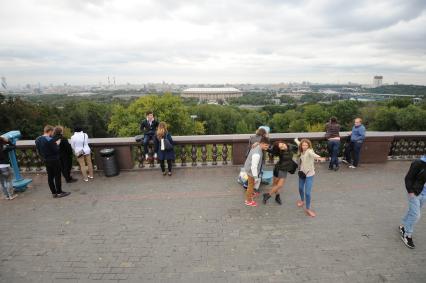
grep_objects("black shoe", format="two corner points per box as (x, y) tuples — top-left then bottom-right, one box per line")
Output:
(334, 166), (339, 171)
(168, 172), (172, 176)
(162, 171), (167, 176)
(52, 194), (58, 198)
(263, 193), (271, 204)
(401, 234), (415, 249)
(275, 194), (282, 205)
(328, 166), (333, 170)
(399, 225), (405, 238)
(57, 192), (71, 198)
(66, 178), (78, 183)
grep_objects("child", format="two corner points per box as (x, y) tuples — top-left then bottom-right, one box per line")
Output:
(243, 136), (270, 207)
(295, 138), (326, 217)
(0, 136), (17, 200)
(263, 141), (298, 205)
(154, 122), (175, 176)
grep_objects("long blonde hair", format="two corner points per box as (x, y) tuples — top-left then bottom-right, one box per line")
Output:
(157, 122), (168, 139)
(298, 139), (313, 154)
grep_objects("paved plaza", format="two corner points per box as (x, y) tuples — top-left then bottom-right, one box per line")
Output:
(0, 161), (425, 283)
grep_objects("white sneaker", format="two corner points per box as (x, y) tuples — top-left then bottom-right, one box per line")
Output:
(8, 194), (17, 200)
(154, 153), (157, 159)
(348, 165), (356, 169)
(84, 178), (89, 182)
(145, 154), (149, 160)
(88, 176), (94, 179)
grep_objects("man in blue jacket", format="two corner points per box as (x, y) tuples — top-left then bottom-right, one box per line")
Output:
(399, 156), (426, 249)
(140, 111), (159, 160)
(343, 118), (366, 169)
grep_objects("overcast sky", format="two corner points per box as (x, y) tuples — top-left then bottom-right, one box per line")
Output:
(1, 0), (425, 86)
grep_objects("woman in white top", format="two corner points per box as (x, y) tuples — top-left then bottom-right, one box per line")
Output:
(294, 138), (326, 217)
(71, 127), (94, 182)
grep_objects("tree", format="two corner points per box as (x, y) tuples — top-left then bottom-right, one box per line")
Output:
(303, 104), (329, 125)
(330, 101), (360, 130)
(236, 120), (250, 134)
(371, 106), (400, 131)
(109, 94), (192, 137)
(396, 105), (426, 131)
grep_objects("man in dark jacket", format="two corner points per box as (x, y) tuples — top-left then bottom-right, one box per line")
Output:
(54, 126), (77, 183)
(35, 125), (71, 198)
(399, 156), (426, 249)
(140, 111), (159, 160)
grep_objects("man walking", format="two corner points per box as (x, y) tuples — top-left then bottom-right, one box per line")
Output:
(35, 125), (71, 198)
(343, 118), (366, 169)
(399, 156), (426, 249)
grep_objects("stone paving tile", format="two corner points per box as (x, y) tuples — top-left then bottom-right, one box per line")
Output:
(0, 161), (425, 283)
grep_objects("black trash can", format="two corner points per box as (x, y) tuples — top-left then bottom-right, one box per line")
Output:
(100, 148), (120, 177)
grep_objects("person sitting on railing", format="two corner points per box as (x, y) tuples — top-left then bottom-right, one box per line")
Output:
(262, 141), (298, 205)
(154, 122), (175, 176)
(54, 126), (77, 184)
(140, 111), (159, 161)
(35, 125), (71, 198)
(243, 136), (270, 207)
(71, 127), (94, 182)
(0, 136), (17, 200)
(399, 155), (426, 249)
(343, 118), (366, 169)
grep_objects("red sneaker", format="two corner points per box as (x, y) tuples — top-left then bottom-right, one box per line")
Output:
(245, 200), (258, 207)
(252, 192), (260, 198)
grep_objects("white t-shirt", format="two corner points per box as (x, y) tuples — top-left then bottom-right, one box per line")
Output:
(70, 132), (91, 155)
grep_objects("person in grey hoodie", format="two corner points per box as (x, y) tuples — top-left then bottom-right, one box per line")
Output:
(399, 155), (426, 249)
(243, 136), (270, 207)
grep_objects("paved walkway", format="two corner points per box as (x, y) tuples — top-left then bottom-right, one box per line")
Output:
(0, 161), (425, 283)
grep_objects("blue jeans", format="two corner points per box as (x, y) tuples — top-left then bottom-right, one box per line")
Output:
(327, 141), (340, 168)
(402, 189), (426, 237)
(0, 167), (13, 198)
(143, 134), (155, 154)
(347, 141), (363, 167)
(299, 176), (314, 209)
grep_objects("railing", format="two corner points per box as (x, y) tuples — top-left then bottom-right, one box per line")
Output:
(14, 132), (426, 172)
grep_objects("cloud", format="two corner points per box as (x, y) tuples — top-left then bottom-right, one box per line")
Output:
(0, 0), (425, 85)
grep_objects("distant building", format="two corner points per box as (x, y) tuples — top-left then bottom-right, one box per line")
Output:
(181, 87), (243, 101)
(373, 76), (383, 87)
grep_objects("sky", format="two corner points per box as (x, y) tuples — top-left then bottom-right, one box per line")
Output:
(0, 0), (425, 86)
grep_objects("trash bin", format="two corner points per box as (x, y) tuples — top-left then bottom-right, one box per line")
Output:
(100, 148), (120, 177)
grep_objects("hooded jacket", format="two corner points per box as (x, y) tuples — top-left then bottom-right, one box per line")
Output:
(404, 156), (426, 196)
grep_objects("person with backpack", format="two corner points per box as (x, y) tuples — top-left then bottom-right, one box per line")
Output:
(140, 111), (160, 160)
(71, 127), (93, 182)
(399, 156), (426, 249)
(262, 141), (298, 205)
(0, 136), (17, 200)
(35, 125), (71, 198)
(325, 117), (341, 171)
(243, 136), (270, 207)
(54, 126), (77, 183)
(154, 122), (175, 176)
(295, 138), (326, 217)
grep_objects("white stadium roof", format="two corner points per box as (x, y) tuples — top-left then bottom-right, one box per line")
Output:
(182, 87), (242, 93)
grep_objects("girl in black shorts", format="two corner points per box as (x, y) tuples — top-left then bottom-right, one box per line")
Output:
(263, 140), (298, 205)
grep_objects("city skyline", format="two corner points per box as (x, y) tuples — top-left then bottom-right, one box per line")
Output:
(1, 0), (425, 85)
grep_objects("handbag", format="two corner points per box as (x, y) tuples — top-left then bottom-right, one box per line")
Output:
(75, 134), (86, 158)
(288, 160), (298, 174)
(297, 157), (307, 179)
(163, 136), (173, 150)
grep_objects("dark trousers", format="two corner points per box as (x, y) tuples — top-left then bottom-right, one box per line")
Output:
(345, 141), (363, 167)
(45, 159), (62, 195)
(143, 134), (155, 154)
(327, 140), (340, 168)
(160, 160), (172, 172)
(60, 156), (73, 181)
